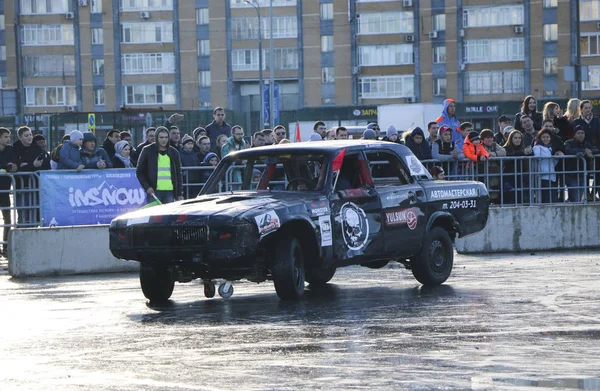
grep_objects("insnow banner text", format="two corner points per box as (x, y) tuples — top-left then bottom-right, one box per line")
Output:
(40, 169), (145, 227)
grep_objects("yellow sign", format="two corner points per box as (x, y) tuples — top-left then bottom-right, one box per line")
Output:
(88, 113), (96, 133)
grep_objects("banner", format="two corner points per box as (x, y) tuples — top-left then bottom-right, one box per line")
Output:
(40, 169), (146, 227)
(263, 83), (280, 126)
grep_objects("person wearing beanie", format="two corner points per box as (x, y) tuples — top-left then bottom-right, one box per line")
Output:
(199, 152), (220, 185)
(429, 165), (445, 180)
(309, 133), (323, 141)
(112, 140), (135, 168)
(58, 130), (85, 171)
(462, 131), (489, 162)
(32, 134), (47, 152)
(564, 125), (599, 202)
(480, 129), (506, 158)
(366, 122), (381, 139)
(382, 125), (400, 143)
(179, 134), (200, 167)
(81, 131), (112, 169)
(362, 128), (377, 140)
(404, 127), (432, 161)
(192, 127), (207, 153)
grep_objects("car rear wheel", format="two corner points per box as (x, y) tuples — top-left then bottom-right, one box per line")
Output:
(306, 266), (336, 286)
(140, 263), (174, 302)
(272, 237), (305, 300)
(411, 227), (454, 286)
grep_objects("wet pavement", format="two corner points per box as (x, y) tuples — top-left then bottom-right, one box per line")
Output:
(1, 251), (600, 390)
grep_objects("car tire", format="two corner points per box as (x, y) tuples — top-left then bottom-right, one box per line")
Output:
(411, 227), (454, 286)
(272, 237), (305, 300)
(306, 266), (336, 286)
(140, 263), (175, 302)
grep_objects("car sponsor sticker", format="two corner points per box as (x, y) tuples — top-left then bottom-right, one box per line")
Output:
(429, 187), (478, 200)
(406, 156), (426, 176)
(385, 192), (408, 201)
(309, 200), (330, 217)
(384, 208), (419, 230)
(254, 210), (280, 236)
(126, 216), (149, 226)
(318, 215), (332, 247)
(340, 202), (369, 251)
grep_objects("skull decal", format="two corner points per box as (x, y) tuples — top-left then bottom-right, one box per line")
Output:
(340, 202), (369, 251)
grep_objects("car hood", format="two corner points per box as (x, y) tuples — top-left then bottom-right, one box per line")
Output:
(113, 192), (322, 224)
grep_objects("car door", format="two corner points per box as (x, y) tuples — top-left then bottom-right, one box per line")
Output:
(330, 152), (383, 265)
(366, 150), (427, 258)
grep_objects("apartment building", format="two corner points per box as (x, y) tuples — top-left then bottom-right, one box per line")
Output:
(2, 0), (600, 131)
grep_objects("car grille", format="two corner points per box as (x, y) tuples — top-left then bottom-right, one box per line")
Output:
(132, 226), (209, 247)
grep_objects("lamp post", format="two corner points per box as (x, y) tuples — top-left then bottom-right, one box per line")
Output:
(244, 0), (264, 128)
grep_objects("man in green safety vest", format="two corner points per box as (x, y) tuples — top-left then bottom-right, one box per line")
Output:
(136, 126), (184, 204)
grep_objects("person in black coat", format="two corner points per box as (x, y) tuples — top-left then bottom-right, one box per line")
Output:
(136, 127), (183, 204)
(0, 127), (16, 255)
(102, 129), (120, 159)
(514, 95), (543, 132)
(112, 141), (136, 168)
(403, 127), (432, 161)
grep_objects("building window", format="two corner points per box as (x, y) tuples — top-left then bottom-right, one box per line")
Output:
(434, 78), (447, 96)
(581, 34), (600, 56)
(357, 12), (414, 34)
(322, 67), (335, 83)
(463, 38), (524, 63)
(92, 59), (104, 76)
(463, 5), (524, 28)
(464, 70), (524, 95)
(121, 22), (173, 43)
(21, 24), (75, 46)
(581, 0), (600, 21)
(231, 17), (297, 39)
(583, 66), (600, 90)
(0, 77), (7, 89)
(543, 0), (557, 7)
(321, 35), (333, 52)
(122, 53), (175, 74)
(92, 28), (103, 45)
(196, 8), (209, 24)
(94, 88), (105, 105)
(24, 55), (75, 77)
(91, 0), (102, 13)
(433, 46), (446, 64)
(543, 24), (558, 41)
(433, 14), (446, 31)
(20, 0), (70, 14)
(199, 71), (211, 87)
(0, 46), (5, 61)
(197, 40), (210, 56)
(230, 0), (297, 7)
(232, 49), (260, 71)
(543, 90), (556, 97)
(199, 101), (211, 108)
(358, 75), (415, 99)
(120, 0), (173, 11)
(231, 48), (298, 71)
(320, 3), (333, 20)
(543, 57), (558, 75)
(322, 98), (334, 105)
(124, 84), (176, 105)
(25, 86), (77, 107)
(358, 44), (413, 66)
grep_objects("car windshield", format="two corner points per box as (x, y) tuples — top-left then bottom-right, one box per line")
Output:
(201, 151), (329, 195)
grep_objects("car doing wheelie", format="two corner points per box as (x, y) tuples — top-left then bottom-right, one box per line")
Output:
(109, 141), (490, 302)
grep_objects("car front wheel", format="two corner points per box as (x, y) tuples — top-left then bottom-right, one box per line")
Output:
(411, 227), (454, 285)
(272, 237), (305, 300)
(140, 263), (175, 302)
(305, 266), (336, 286)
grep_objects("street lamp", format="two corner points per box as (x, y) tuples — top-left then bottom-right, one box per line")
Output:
(244, 0), (265, 128)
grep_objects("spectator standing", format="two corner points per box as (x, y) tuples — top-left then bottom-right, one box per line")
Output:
(573, 100), (600, 147)
(13, 126), (50, 226)
(562, 98), (581, 142)
(179, 135), (201, 198)
(137, 127), (156, 153)
(112, 141), (135, 168)
(136, 126), (184, 204)
(58, 131), (85, 171)
(543, 102), (570, 145)
(273, 125), (287, 144)
(533, 129), (559, 203)
(262, 129), (275, 145)
(50, 134), (69, 170)
(326, 129), (336, 140)
(366, 123), (381, 139)
(169, 126), (181, 150)
(196, 136), (212, 162)
(205, 107), (231, 151)
(179, 135), (200, 167)
(215, 134), (229, 159)
(541, 119), (566, 155)
(462, 131), (489, 162)
(313, 121), (327, 139)
(192, 127), (207, 153)
(436, 99), (461, 139)
(361, 129), (377, 140)
(252, 131), (266, 147)
(0, 128), (16, 255)
(221, 125), (248, 157)
(382, 126), (401, 144)
(404, 127), (432, 161)
(455, 122), (474, 151)
(503, 129), (532, 204)
(564, 125), (598, 202)
(432, 125), (463, 177)
(426, 121), (439, 144)
(102, 130), (120, 159)
(81, 132), (112, 169)
(520, 116), (538, 147)
(481, 129), (506, 204)
(514, 95), (543, 132)
(119, 131), (137, 163)
(494, 115), (512, 145)
(336, 126), (349, 140)
(200, 152), (220, 183)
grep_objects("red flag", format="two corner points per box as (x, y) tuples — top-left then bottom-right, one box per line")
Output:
(331, 148), (346, 172)
(295, 122), (301, 142)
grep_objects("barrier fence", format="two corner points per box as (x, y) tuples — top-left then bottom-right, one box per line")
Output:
(2, 155), (600, 254)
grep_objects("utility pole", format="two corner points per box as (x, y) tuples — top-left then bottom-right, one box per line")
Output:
(244, 0), (264, 128)
(575, 0), (582, 99)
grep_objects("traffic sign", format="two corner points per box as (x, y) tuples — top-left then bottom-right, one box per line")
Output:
(88, 113), (96, 133)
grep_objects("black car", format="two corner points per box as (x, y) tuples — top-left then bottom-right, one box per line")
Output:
(109, 141), (489, 301)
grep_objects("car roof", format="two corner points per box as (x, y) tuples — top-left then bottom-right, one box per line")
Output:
(228, 140), (412, 158)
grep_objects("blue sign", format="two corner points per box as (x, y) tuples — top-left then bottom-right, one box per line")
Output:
(263, 83), (280, 125)
(40, 169), (146, 227)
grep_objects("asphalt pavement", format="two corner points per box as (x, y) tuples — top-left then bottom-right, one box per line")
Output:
(1, 251), (600, 390)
